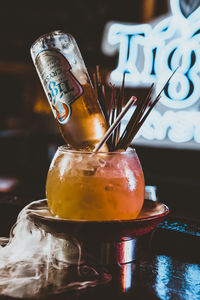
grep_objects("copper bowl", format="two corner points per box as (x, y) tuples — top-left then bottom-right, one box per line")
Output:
(28, 199), (169, 242)
(26, 199), (169, 264)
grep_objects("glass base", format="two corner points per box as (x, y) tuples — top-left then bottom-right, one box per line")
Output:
(27, 199), (169, 265)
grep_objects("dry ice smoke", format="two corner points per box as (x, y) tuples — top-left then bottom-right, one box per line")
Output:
(0, 201), (111, 298)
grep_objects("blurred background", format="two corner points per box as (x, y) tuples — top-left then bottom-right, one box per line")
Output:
(0, 0), (199, 234)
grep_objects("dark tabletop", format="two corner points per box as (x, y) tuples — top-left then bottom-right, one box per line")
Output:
(0, 196), (200, 300)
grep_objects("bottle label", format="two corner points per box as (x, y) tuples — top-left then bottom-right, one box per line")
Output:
(35, 50), (83, 124)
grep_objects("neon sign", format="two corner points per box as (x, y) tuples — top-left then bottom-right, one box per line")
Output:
(120, 107), (200, 145)
(102, 0), (200, 147)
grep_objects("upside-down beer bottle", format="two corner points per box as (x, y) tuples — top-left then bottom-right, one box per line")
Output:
(30, 30), (108, 151)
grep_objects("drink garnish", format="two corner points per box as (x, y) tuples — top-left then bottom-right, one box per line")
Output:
(93, 66), (179, 152)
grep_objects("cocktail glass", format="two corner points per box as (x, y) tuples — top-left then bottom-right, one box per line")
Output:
(46, 146), (145, 221)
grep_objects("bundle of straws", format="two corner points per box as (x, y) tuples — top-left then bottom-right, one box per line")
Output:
(93, 66), (177, 153)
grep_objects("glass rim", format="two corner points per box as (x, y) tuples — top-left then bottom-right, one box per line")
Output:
(57, 145), (136, 155)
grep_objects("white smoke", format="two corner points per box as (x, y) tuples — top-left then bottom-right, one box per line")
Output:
(0, 200), (111, 298)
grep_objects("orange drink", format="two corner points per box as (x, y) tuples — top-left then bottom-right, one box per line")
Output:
(46, 146), (145, 221)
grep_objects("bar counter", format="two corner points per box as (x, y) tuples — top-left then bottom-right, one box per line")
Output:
(0, 194), (199, 300)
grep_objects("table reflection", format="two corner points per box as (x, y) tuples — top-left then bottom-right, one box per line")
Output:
(114, 254), (200, 300)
